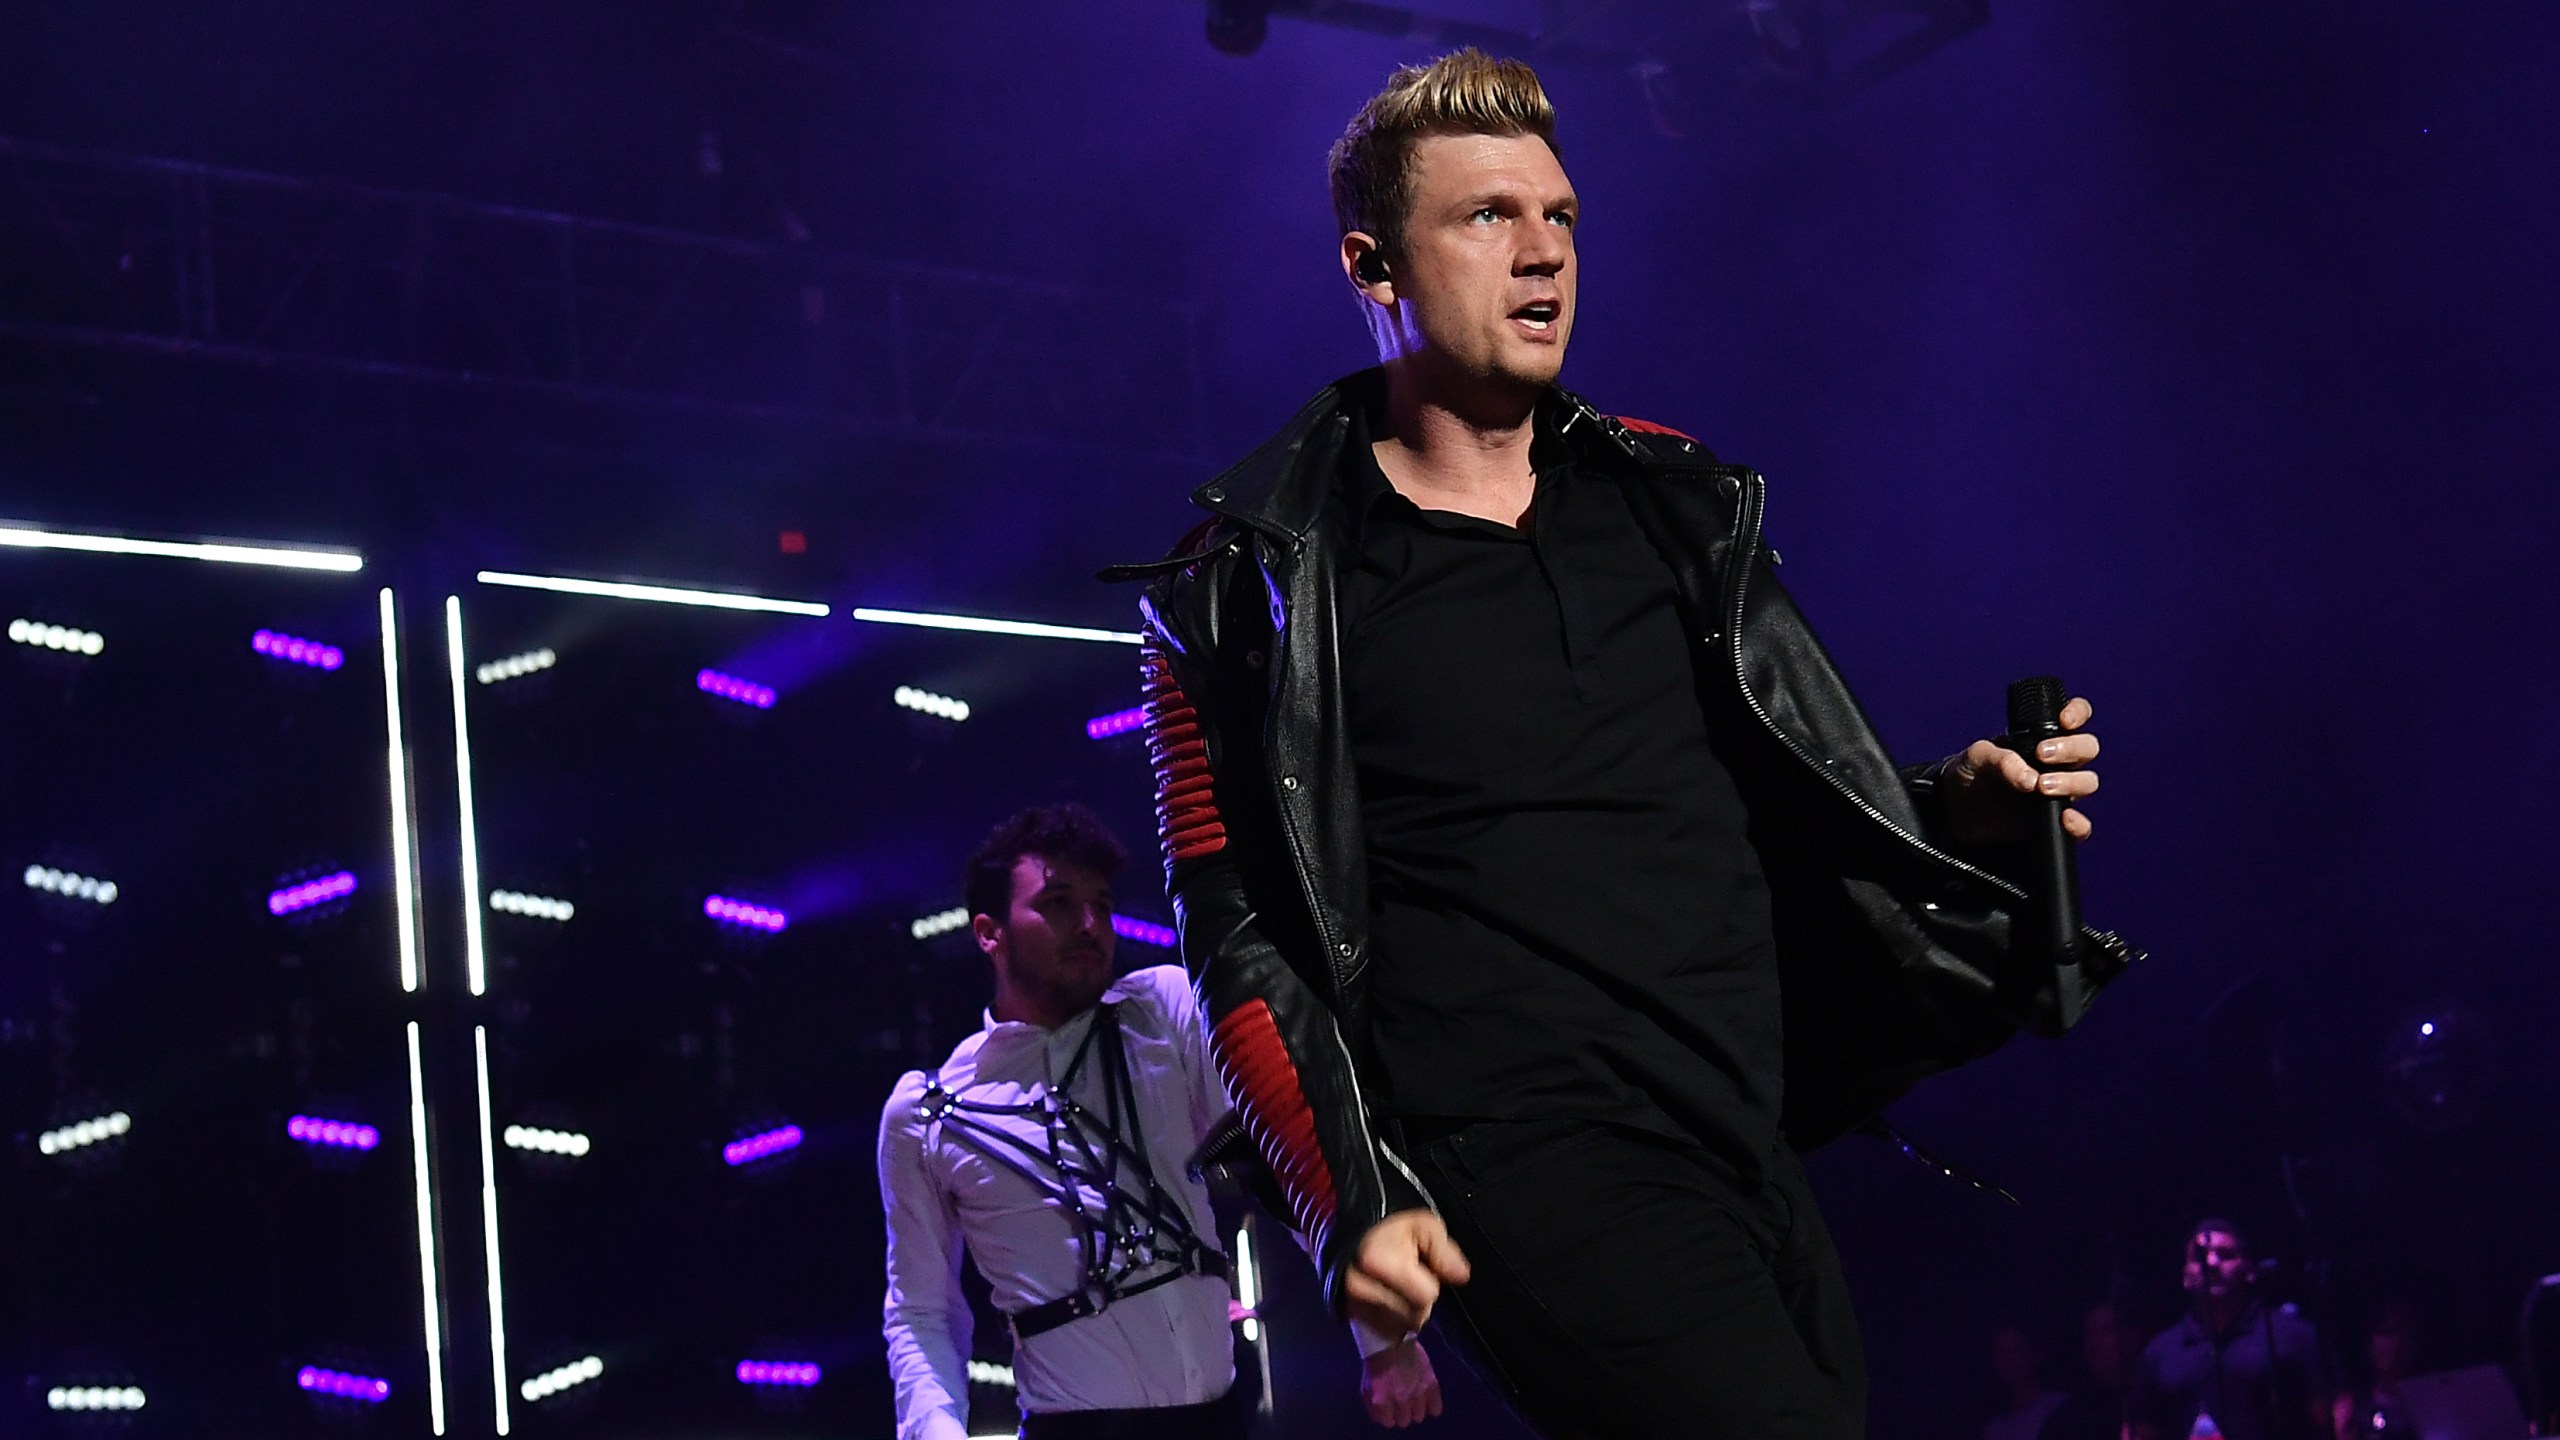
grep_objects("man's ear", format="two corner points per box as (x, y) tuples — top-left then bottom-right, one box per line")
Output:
(972, 912), (1004, 961)
(1342, 232), (1393, 300)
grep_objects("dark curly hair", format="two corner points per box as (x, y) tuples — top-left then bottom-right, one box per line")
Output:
(962, 803), (1128, 927)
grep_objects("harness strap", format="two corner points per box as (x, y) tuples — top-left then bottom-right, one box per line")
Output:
(1010, 1250), (1232, 1339)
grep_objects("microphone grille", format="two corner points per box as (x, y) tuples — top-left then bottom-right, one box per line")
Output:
(2007, 675), (2067, 735)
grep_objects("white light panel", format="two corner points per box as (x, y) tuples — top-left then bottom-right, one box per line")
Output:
(503, 1124), (592, 1158)
(380, 590), (425, 995)
(475, 649), (556, 685)
(8, 618), (103, 654)
(407, 1022), (449, 1435)
(910, 907), (970, 940)
(474, 1026), (512, 1435)
(476, 571), (827, 617)
(445, 598), (489, 996)
(46, 1386), (145, 1411)
(23, 864), (117, 905)
(965, 1359), (1016, 1389)
(38, 1111), (130, 1155)
(520, 1356), (602, 1403)
(851, 606), (1141, 645)
(0, 522), (362, 572)
(893, 685), (972, 722)
(489, 890), (574, 922)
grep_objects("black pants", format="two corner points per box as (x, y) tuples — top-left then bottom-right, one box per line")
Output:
(1405, 1118), (1867, 1440)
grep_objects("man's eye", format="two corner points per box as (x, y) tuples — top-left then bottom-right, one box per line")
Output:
(1471, 207), (1500, 223)
(1548, 211), (1576, 229)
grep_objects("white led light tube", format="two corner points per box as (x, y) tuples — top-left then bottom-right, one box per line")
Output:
(851, 606), (1141, 645)
(893, 685), (972, 722)
(503, 1124), (592, 1157)
(489, 890), (575, 922)
(0, 523), (360, 572)
(476, 571), (827, 616)
(37, 1111), (131, 1155)
(8, 618), (104, 654)
(911, 907), (971, 940)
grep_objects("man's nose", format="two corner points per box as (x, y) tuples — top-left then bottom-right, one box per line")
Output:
(1517, 227), (1569, 276)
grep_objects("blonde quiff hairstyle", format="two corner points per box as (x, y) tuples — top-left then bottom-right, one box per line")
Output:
(1328, 49), (1561, 263)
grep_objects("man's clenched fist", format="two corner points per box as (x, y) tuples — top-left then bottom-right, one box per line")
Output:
(1346, 1209), (1472, 1335)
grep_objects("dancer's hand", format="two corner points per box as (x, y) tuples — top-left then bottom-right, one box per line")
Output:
(1346, 1209), (1470, 1334)
(1939, 694), (2102, 846)
(1361, 1336), (1443, 1428)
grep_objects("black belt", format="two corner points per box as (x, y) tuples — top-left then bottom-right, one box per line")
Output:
(1010, 1251), (1232, 1340)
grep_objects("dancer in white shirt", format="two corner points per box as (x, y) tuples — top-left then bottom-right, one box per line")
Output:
(880, 804), (1440, 1440)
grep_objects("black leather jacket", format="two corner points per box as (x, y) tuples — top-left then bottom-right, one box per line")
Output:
(1114, 371), (2134, 1315)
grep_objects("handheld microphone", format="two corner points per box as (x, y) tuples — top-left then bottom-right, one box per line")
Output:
(2004, 676), (2083, 969)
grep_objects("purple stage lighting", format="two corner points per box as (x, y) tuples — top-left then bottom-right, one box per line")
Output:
(735, 1360), (821, 1387)
(1086, 706), (1148, 740)
(722, 1124), (803, 1167)
(254, 629), (346, 671)
(289, 1115), (381, 1151)
(1113, 915), (1178, 948)
(269, 871), (358, 915)
(703, 894), (787, 932)
(298, 1366), (391, 1402)
(695, 669), (776, 709)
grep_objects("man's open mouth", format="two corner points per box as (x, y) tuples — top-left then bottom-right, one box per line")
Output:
(1511, 300), (1560, 332)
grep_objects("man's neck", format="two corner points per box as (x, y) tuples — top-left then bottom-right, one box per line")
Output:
(1372, 361), (1543, 527)
(2196, 1292), (2256, 1338)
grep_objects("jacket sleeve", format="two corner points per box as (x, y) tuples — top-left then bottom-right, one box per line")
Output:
(1138, 566), (1424, 1319)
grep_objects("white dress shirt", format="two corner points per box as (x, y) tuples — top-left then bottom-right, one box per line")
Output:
(879, 965), (1236, 1440)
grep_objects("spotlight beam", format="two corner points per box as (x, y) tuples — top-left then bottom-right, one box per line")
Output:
(0, 522), (361, 571)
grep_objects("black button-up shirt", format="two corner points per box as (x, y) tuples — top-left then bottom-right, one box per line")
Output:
(1337, 402), (1783, 1179)
(2129, 1304), (2329, 1440)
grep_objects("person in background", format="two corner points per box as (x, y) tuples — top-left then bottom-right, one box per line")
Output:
(2330, 1303), (2421, 1440)
(1985, 1322), (2068, 1440)
(878, 804), (1440, 1440)
(2128, 1220), (2327, 1440)
(2045, 1297), (2148, 1440)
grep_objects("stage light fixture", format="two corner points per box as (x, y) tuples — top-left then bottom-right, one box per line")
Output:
(734, 1360), (821, 1387)
(24, 864), (118, 905)
(1113, 915), (1178, 949)
(474, 648), (556, 684)
(503, 1124), (591, 1157)
(269, 871), (358, 915)
(405, 1022), (449, 1435)
(252, 629), (344, 670)
(298, 1367), (391, 1403)
(1234, 1224), (1263, 1342)
(697, 669), (777, 709)
(704, 894), (788, 933)
(723, 1124), (803, 1167)
(289, 1114), (381, 1150)
(0, 522), (362, 571)
(46, 1386), (146, 1411)
(911, 906), (970, 940)
(520, 1356), (602, 1402)
(476, 570), (827, 617)
(447, 598), (491, 997)
(851, 606), (1143, 645)
(8, 618), (104, 655)
(38, 1110), (131, 1155)
(381, 591), (426, 995)
(966, 1360), (1016, 1389)
(894, 685), (971, 722)
(474, 1026), (514, 1435)
(489, 889), (574, 922)
(1086, 706), (1148, 740)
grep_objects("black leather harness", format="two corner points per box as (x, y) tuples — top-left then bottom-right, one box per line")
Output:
(919, 1003), (1229, 1340)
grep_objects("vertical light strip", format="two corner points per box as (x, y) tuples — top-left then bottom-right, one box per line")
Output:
(406, 1022), (448, 1435)
(473, 1026), (512, 1436)
(379, 590), (423, 993)
(442, 597), (488, 996)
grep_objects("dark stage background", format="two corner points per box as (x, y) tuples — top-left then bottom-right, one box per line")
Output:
(3, 3), (2554, 1438)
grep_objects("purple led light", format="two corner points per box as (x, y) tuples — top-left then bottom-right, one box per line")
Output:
(734, 1360), (821, 1387)
(288, 1114), (381, 1151)
(703, 894), (787, 933)
(1113, 915), (1178, 948)
(722, 1124), (804, 1167)
(297, 1366), (390, 1402)
(695, 669), (776, 709)
(268, 871), (358, 915)
(1085, 706), (1148, 740)
(253, 629), (346, 671)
